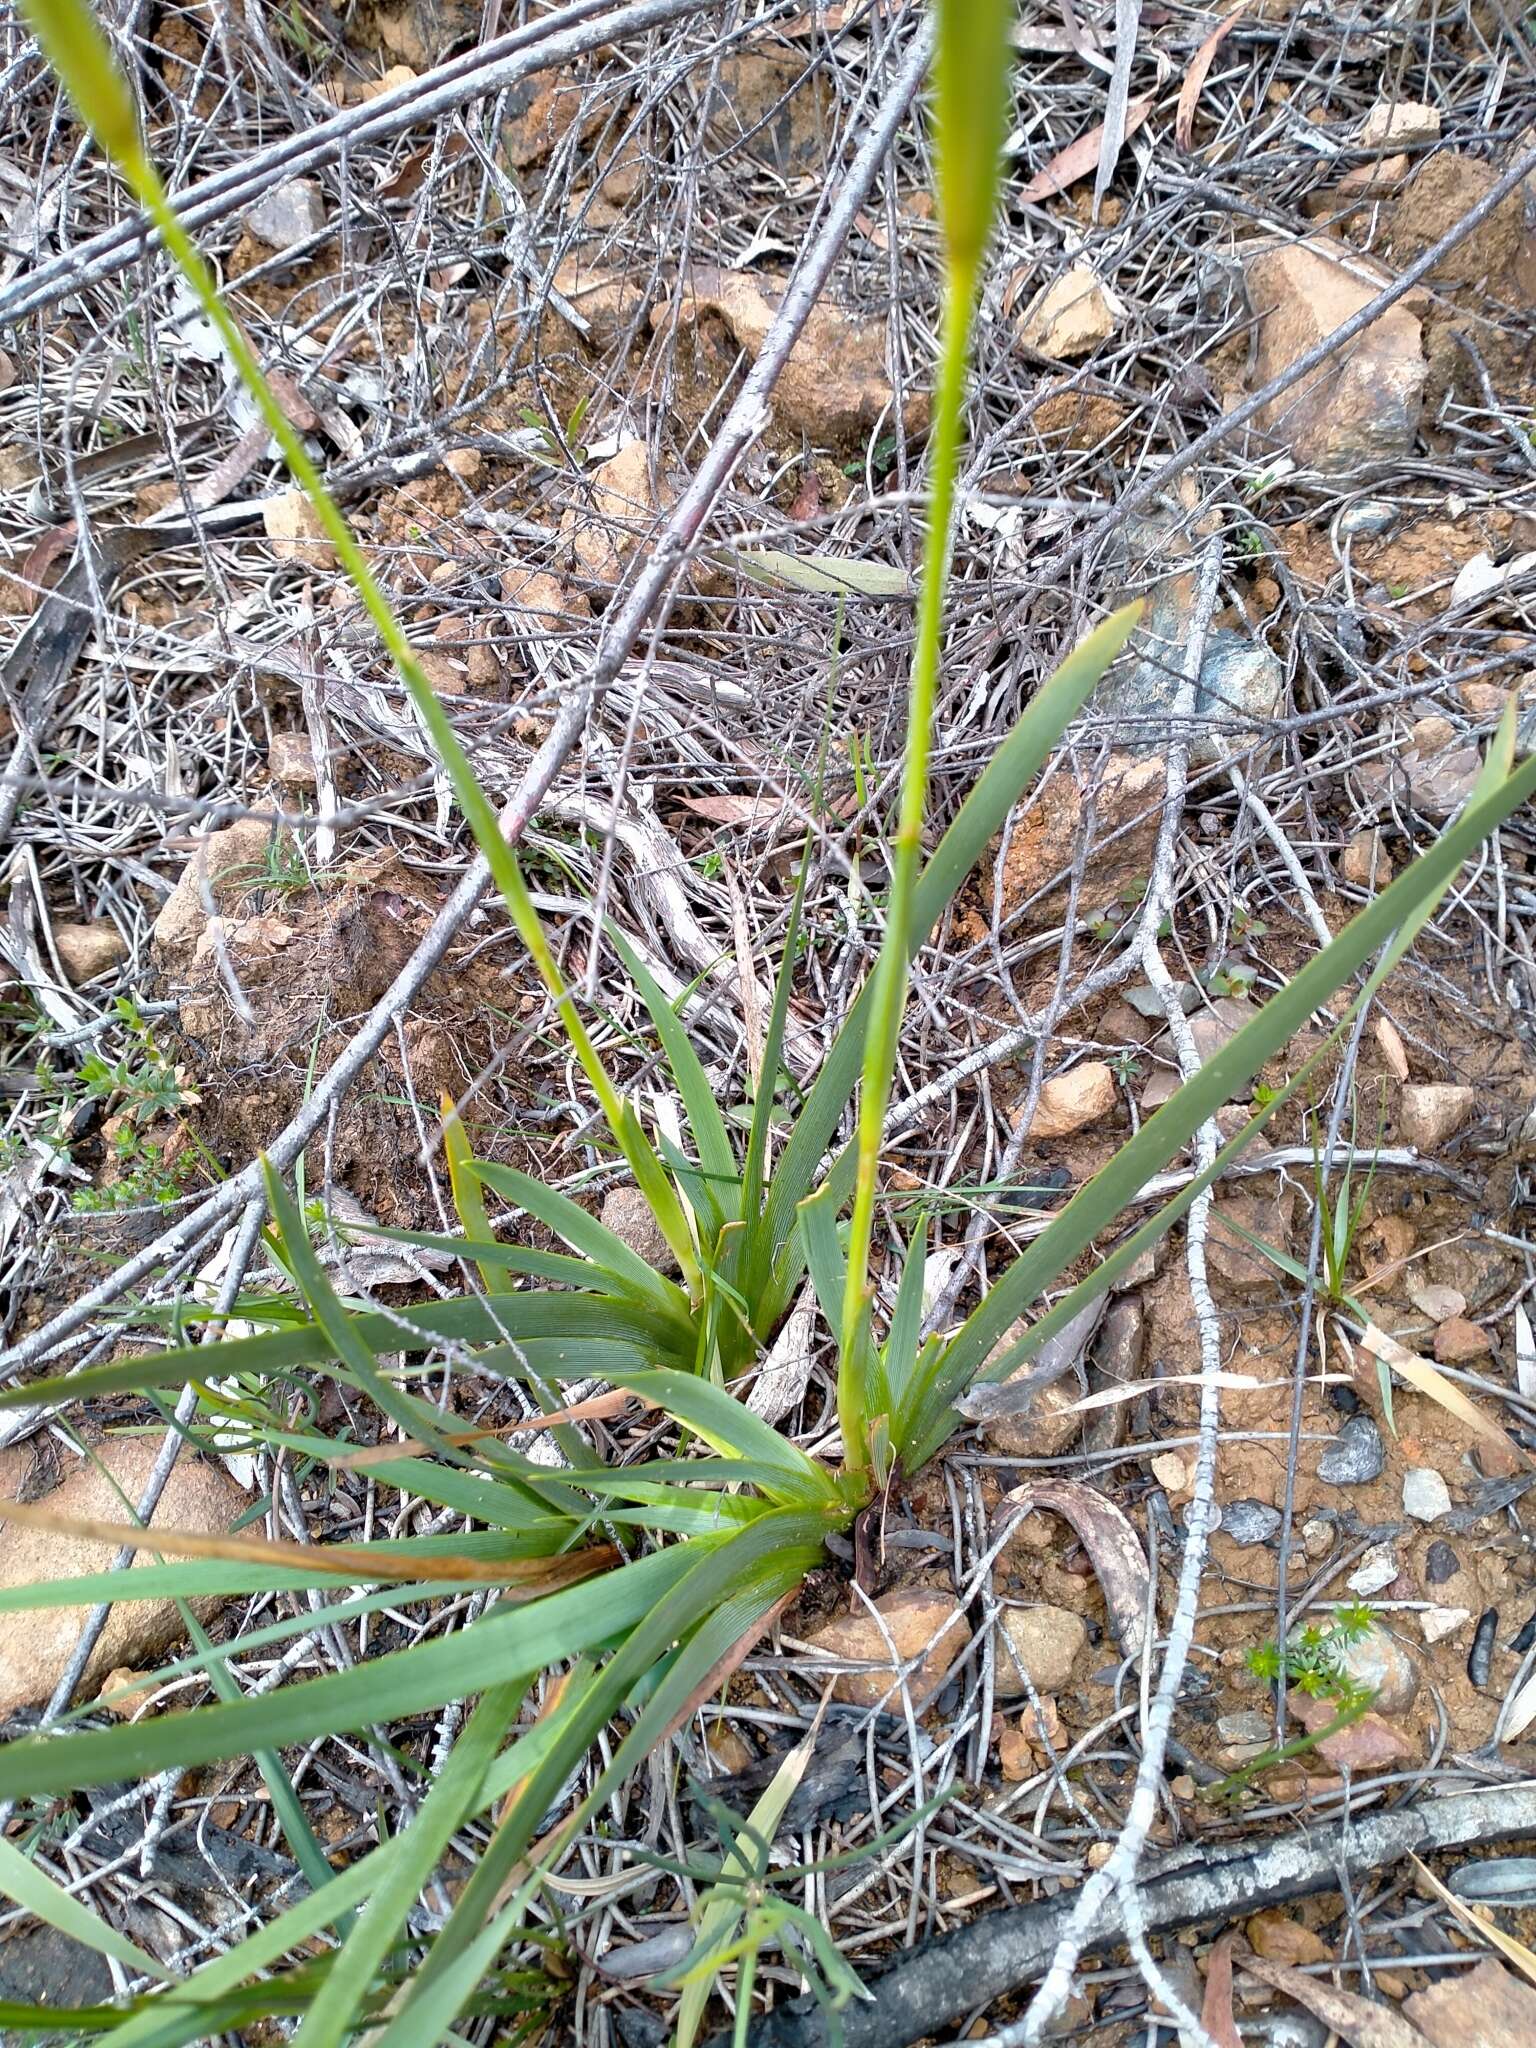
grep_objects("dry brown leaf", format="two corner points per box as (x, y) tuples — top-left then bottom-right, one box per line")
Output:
(18, 522), (79, 615)
(0, 1495), (618, 1590)
(331, 1387), (653, 1468)
(1362, 1323), (1533, 1468)
(1176, 2), (1249, 151)
(1375, 1014), (1410, 1081)
(1201, 1935), (1243, 2048)
(1019, 93), (1153, 204)
(1002, 1478), (1148, 1655)
(1410, 1856), (1536, 1993)
(1239, 1951), (1434, 2047)
(679, 793), (790, 829)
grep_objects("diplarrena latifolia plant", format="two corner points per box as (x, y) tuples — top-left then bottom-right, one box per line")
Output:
(4, 0), (1536, 2040)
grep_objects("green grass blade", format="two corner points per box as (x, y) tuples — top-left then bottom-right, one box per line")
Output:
(292, 1681), (525, 2048)
(741, 837), (814, 1239)
(470, 1160), (692, 1322)
(0, 1544), (700, 1798)
(609, 927), (737, 1229)
(762, 607), (1143, 1294)
(936, 743), (1536, 1400)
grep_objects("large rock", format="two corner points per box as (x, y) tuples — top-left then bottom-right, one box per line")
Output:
(151, 818), (279, 957)
(807, 1588), (969, 1708)
(1242, 239), (1425, 471)
(0, 1437), (248, 1715)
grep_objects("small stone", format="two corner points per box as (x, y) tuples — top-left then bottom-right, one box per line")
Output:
(809, 1588), (970, 1709)
(997, 1721), (1034, 1781)
(268, 731), (317, 790)
(1331, 1620), (1419, 1714)
(995, 1604), (1089, 1697)
(244, 177), (326, 250)
(1433, 1316), (1491, 1364)
(599, 1186), (676, 1273)
(50, 921), (126, 984)
(1364, 740), (1483, 818)
(1217, 1709), (1272, 1744)
(1336, 499), (1398, 539)
(1340, 831), (1392, 888)
(1310, 1706), (1417, 1771)
(1243, 239), (1424, 472)
(1410, 714), (1456, 755)
(1460, 680), (1509, 719)
(1318, 1412), (1385, 1486)
(1337, 153), (1411, 199)
(702, 49), (834, 176)
(1301, 1517), (1335, 1558)
(1015, 264), (1121, 360)
(1397, 1082), (1475, 1151)
(1347, 1542), (1400, 1597)
(1021, 1061), (1117, 1139)
(1424, 1539), (1460, 1585)
(978, 1371), (1082, 1462)
(1151, 1450), (1190, 1495)
(1408, 1281), (1467, 1323)
(1357, 100), (1441, 151)
(552, 257), (652, 351)
(1403, 1467), (1453, 1523)
(1221, 1499), (1281, 1546)
(263, 489), (337, 569)
(96, 1667), (152, 1716)
(1419, 1605), (1472, 1645)
(1246, 1910), (1331, 1967)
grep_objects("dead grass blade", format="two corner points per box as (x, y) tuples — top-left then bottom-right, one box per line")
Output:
(1019, 92), (1152, 202)
(1176, 2), (1249, 151)
(1002, 1479), (1148, 1656)
(1362, 1323), (1533, 1469)
(329, 1388), (654, 1468)
(0, 1497), (618, 1589)
(1201, 1935), (1243, 2048)
(1411, 1855), (1536, 1991)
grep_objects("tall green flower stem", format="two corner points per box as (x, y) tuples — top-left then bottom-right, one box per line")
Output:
(838, 0), (1015, 1480)
(22, 0), (700, 1290)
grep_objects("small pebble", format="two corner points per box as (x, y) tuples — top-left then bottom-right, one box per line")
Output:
(1424, 1539), (1460, 1586)
(1419, 1605), (1471, 1645)
(1403, 1467), (1452, 1523)
(1217, 1709), (1272, 1743)
(1469, 1607), (1498, 1689)
(1301, 1516), (1335, 1558)
(1347, 1543), (1399, 1597)
(1221, 1499), (1281, 1546)
(1318, 1412), (1384, 1485)
(1335, 498), (1397, 541)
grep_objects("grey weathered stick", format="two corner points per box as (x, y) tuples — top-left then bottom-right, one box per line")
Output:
(0, 0), (714, 327)
(0, 13), (936, 1375)
(731, 1783), (1536, 2048)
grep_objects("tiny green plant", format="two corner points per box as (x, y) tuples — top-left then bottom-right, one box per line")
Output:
(1247, 1600), (1377, 1709)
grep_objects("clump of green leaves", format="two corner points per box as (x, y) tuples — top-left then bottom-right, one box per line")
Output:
(1247, 1600), (1378, 1711)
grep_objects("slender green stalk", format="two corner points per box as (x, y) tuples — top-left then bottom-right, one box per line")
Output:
(20, 0), (699, 1286)
(838, 0), (1013, 1479)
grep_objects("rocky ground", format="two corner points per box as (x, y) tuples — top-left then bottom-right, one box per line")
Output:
(4, 0), (1536, 2041)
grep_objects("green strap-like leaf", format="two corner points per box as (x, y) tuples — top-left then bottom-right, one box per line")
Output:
(470, 1159), (693, 1324)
